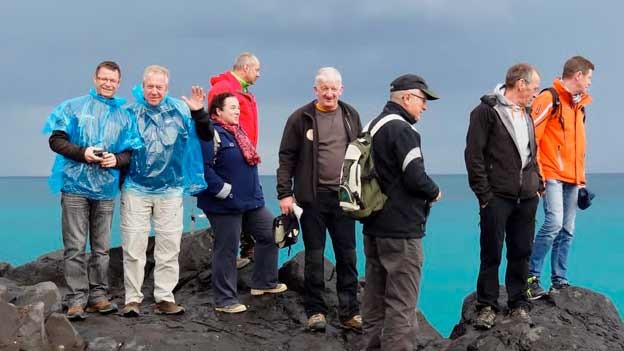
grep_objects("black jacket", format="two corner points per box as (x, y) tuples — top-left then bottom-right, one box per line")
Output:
(362, 101), (440, 239)
(276, 100), (362, 206)
(465, 94), (544, 206)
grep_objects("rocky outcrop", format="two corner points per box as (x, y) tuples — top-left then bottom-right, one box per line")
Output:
(0, 230), (444, 350)
(447, 286), (624, 351)
(0, 280), (85, 351)
(1, 229), (622, 351)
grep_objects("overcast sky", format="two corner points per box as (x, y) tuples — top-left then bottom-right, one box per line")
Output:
(1, 0), (621, 176)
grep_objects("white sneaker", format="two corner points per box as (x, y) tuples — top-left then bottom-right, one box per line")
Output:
(215, 303), (247, 313)
(251, 283), (288, 296)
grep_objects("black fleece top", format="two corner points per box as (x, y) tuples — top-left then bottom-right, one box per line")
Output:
(363, 101), (439, 239)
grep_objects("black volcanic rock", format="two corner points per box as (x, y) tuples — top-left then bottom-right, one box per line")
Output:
(447, 286), (624, 351)
(1, 230), (622, 351)
(0, 229), (445, 350)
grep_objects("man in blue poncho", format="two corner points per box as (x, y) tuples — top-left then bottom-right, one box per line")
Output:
(44, 60), (143, 321)
(120, 65), (207, 317)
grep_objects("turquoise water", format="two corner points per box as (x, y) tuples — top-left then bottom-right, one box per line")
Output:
(1, 175), (622, 335)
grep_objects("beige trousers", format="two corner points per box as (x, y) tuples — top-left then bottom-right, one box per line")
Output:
(120, 191), (183, 304)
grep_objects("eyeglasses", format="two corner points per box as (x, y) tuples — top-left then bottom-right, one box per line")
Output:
(96, 77), (119, 84)
(408, 93), (427, 103)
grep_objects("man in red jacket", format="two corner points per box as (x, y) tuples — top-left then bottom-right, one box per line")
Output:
(208, 52), (261, 266)
(208, 52), (261, 146)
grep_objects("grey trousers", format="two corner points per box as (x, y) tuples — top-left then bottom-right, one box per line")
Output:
(206, 206), (278, 308)
(361, 235), (424, 351)
(61, 193), (114, 307)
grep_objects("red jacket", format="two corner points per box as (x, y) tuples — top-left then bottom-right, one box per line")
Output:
(531, 79), (592, 185)
(207, 71), (259, 146)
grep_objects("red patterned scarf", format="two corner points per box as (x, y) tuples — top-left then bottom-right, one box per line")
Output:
(211, 115), (261, 166)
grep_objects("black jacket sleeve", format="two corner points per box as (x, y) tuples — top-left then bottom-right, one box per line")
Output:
(190, 108), (214, 141)
(394, 126), (439, 200)
(50, 130), (133, 169)
(276, 113), (301, 199)
(114, 150), (132, 169)
(464, 104), (493, 205)
(49, 130), (87, 163)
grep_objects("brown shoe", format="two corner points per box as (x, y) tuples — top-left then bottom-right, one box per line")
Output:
(66, 305), (87, 321)
(474, 306), (496, 330)
(86, 299), (118, 314)
(342, 314), (362, 331)
(154, 301), (185, 315)
(307, 313), (327, 331)
(121, 302), (141, 317)
(509, 306), (533, 326)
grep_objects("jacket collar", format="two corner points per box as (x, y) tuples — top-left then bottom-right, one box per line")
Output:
(382, 101), (416, 124)
(553, 78), (592, 106)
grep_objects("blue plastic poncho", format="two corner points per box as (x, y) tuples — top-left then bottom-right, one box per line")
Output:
(42, 89), (143, 200)
(123, 85), (207, 196)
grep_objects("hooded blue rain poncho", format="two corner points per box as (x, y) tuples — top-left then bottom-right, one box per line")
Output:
(123, 85), (206, 196)
(42, 89), (143, 200)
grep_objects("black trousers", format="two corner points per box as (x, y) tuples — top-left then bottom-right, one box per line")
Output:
(300, 191), (359, 321)
(477, 195), (539, 310)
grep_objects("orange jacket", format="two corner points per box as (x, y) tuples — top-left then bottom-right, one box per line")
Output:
(531, 79), (592, 185)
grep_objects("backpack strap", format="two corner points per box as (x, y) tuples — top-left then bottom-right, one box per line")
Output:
(364, 114), (409, 137)
(542, 87), (560, 115)
(540, 87), (564, 129)
(541, 87), (588, 125)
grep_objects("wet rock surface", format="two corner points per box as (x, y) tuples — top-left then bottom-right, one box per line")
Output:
(1, 229), (622, 350)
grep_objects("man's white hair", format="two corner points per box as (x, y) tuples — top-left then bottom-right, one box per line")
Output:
(142, 65), (169, 84)
(314, 67), (342, 86)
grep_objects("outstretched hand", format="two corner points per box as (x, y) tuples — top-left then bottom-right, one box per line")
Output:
(181, 86), (206, 111)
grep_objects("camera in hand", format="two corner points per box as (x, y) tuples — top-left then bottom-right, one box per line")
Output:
(94, 150), (106, 157)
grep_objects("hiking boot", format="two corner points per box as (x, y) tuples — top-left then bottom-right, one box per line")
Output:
(154, 301), (185, 315)
(509, 306), (533, 325)
(251, 283), (288, 296)
(474, 306), (496, 330)
(342, 314), (362, 331)
(86, 299), (118, 314)
(215, 303), (247, 314)
(307, 313), (327, 331)
(236, 257), (252, 269)
(527, 276), (547, 300)
(550, 281), (570, 292)
(121, 302), (141, 317)
(66, 305), (87, 321)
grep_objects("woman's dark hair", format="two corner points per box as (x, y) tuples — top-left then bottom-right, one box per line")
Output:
(208, 92), (236, 116)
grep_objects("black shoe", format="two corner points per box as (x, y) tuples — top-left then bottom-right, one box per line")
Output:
(550, 281), (570, 292)
(474, 306), (496, 330)
(527, 276), (547, 300)
(509, 306), (533, 325)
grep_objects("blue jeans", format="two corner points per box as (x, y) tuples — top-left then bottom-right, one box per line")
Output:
(529, 179), (578, 284)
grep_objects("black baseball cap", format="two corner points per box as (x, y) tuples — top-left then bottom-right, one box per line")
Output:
(577, 187), (595, 210)
(390, 74), (439, 100)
